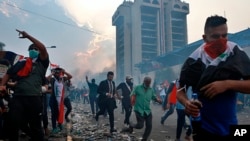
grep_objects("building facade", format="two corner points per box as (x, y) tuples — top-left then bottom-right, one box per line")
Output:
(112, 0), (189, 84)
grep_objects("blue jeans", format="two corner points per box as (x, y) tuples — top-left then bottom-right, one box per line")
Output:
(89, 97), (98, 114)
(161, 104), (175, 123)
(160, 95), (166, 107)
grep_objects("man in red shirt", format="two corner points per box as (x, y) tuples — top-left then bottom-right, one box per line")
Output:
(160, 79), (178, 125)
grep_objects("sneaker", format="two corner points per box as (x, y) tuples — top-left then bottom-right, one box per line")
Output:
(95, 115), (98, 121)
(121, 126), (133, 133)
(129, 127), (133, 134)
(160, 117), (164, 125)
(95, 121), (99, 126)
(123, 123), (129, 128)
(51, 128), (59, 134)
(110, 129), (117, 133)
(58, 124), (63, 131)
(65, 117), (70, 123)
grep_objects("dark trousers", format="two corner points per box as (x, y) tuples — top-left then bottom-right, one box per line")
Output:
(49, 97), (58, 129)
(122, 100), (132, 125)
(176, 109), (192, 139)
(132, 111), (152, 140)
(64, 97), (72, 120)
(42, 94), (48, 129)
(89, 96), (98, 114)
(83, 96), (89, 104)
(8, 96), (44, 141)
(161, 104), (175, 122)
(95, 99), (115, 131)
(0, 112), (10, 140)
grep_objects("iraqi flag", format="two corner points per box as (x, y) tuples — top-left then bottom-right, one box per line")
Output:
(0, 51), (24, 66)
(58, 87), (65, 124)
(50, 62), (59, 70)
(179, 41), (250, 136)
(179, 41), (250, 92)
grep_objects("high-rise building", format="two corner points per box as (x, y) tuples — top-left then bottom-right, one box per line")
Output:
(112, 0), (189, 84)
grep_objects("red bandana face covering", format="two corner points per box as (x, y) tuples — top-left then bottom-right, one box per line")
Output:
(204, 38), (228, 59)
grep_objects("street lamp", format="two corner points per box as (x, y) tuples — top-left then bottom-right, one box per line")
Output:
(46, 46), (56, 48)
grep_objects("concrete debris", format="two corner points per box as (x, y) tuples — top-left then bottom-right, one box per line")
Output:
(49, 102), (142, 141)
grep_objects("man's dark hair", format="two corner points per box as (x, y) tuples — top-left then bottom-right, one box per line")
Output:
(51, 67), (63, 73)
(91, 78), (95, 83)
(204, 15), (227, 33)
(107, 71), (114, 76)
(28, 44), (38, 51)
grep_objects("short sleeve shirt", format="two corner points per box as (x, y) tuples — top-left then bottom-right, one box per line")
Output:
(131, 84), (157, 116)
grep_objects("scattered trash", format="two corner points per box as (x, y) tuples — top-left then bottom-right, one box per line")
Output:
(48, 102), (142, 141)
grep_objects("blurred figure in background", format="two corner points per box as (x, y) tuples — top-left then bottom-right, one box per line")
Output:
(86, 76), (99, 117)
(82, 86), (89, 104)
(161, 79), (178, 125)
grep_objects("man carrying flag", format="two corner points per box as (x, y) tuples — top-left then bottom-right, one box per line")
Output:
(177, 15), (250, 140)
(47, 67), (72, 134)
(0, 29), (49, 141)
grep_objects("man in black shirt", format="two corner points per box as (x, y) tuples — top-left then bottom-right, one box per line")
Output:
(0, 29), (49, 141)
(86, 76), (99, 117)
(116, 75), (133, 126)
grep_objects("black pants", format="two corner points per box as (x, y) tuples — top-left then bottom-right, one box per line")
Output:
(8, 96), (44, 141)
(64, 97), (72, 120)
(95, 98), (115, 131)
(83, 96), (89, 104)
(122, 100), (132, 125)
(42, 94), (48, 129)
(132, 111), (152, 140)
(50, 96), (72, 129)
(176, 109), (192, 139)
(89, 96), (98, 114)
(0, 112), (10, 140)
(49, 96), (58, 129)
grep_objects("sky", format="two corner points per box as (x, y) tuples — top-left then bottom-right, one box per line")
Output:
(0, 0), (250, 86)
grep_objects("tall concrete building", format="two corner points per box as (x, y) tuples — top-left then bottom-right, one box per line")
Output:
(112, 0), (189, 84)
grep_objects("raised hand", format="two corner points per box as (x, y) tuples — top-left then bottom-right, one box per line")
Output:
(16, 29), (29, 38)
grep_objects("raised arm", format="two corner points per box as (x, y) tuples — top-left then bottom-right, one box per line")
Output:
(62, 69), (72, 80)
(16, 29), (48, 60)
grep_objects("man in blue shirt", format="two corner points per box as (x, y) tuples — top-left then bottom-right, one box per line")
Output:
(177, 15), (250, 140)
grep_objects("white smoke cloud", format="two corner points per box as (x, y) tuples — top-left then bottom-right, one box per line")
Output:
(0, 0), (123, 86)
(55, 0), (122, 84)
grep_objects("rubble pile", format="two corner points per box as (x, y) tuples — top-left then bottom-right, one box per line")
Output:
(52, 102), (142, 141)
